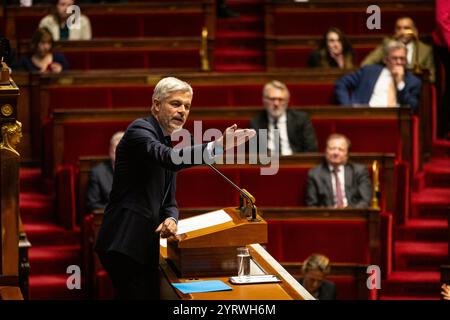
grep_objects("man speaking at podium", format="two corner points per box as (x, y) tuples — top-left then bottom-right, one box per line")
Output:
(95, 77), (255, 300)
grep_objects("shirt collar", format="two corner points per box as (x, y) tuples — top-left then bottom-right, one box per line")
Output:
(268, 111), (287, 125)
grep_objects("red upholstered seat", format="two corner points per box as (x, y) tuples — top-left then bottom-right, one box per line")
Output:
(331, 276), (364, 300)
(176, 167), (240, 208)
(266, 219), (370, 264)
(311, 118), (400, 152)
(90, 13), (204, 38)
(272, 11), (434, 36)
(62, 50), (200, 70)
(288, 84), (335, 105)
(240, 166), (308, 207)
(49, 87), (111, 109)
(273, 46), (375, 68)
(62, 121), (130, 165)
(110, 86), (154, 108)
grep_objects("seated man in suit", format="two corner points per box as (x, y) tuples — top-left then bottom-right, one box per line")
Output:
(299, 253), (336, 300)
(86, 131), (124, 213)
(361, 17), (435, 82)
(306, 133), (372, 208)
(335, 40), (422, 112)
(250, 80), (318, 155)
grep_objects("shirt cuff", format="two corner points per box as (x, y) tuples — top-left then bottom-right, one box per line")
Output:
(397, 81), (405, 91)
(206, 141), (224, 157)
(167, 217), (178, 224)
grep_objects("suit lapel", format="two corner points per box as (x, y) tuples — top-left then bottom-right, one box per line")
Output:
(320, 163), (333, 205)
(286, 110), (296, 150)
(259, 111), (269, 130)
(344, 164), (353, 204)
(148, 116), (173, 201)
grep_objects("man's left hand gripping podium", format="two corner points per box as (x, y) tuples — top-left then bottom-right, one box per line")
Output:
(165, 204), (267, 278)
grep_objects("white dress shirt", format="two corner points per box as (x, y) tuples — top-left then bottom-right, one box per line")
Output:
(406, 41), (414, 65)
(268, 112), (293, 156)
(369, 67), (406, 107)
(329, 164), (348, 207)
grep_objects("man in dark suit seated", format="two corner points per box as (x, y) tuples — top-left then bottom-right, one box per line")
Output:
(250, 80), (318, 156)
(95, 77), (255, 300)
(85, 131), (124, 213)
(306, 133), (372, 208)
(299, 253), (336, 300)
(335, 40), (422, 113)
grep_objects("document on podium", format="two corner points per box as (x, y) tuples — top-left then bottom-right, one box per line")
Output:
(160, 209), (232, 247)
(176, 209), (232, 235)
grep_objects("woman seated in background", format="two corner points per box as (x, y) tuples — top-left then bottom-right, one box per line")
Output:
(307, 27), (354, 69)
(19, 28), (68, 73)
(299, 253), (337, 300)
(39, 0), (92, 41)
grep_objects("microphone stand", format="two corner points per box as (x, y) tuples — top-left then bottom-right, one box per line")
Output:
(206, 163), (260, 222)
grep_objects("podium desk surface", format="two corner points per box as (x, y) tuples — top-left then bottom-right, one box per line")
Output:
(160, 243), (314, 300)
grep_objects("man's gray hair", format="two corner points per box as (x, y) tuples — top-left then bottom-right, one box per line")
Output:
(384, 40), (407, 57)
(152, 77), (193, 103)
(110, 131), (124, 146)
(263, 80), (290, 99)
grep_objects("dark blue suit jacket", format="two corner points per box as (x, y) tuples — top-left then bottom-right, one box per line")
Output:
(299, 278), (337, 300)
(95, 115), (208, 266)
(334, 64), (422, 112)
(86, 160), (114, 212)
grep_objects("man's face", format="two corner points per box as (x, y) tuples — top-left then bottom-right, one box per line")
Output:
(326, 137), (349, 167)
(263, 86), (289, 119)
(57, 0), (74, 19)
(154, 91), (191, 135)
(395, 18), (416, 44)
(384, 48), (407, 72)
(326, 31), (343, 56)
(303, 269), (325, 295)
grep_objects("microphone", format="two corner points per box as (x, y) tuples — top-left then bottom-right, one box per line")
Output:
(184, 131), (259, 222)
(205, 162), (259, 222)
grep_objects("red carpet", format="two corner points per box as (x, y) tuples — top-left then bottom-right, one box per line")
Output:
(214, 0), (265, 72)
(380, 148), (450, 300)
(20, 168), (85, 300)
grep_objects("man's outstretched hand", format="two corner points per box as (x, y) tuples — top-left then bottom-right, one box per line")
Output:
(214, 124), (256, 151)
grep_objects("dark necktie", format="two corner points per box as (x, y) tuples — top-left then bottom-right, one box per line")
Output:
(164, 136), (172, 147)
(273, 119), (282, 155)
(332, 167), (344, 208)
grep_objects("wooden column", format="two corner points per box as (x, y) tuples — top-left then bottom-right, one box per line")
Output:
(0, 68), (23, 300)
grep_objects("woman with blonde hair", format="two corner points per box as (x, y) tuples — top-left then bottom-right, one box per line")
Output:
(299, 253), (336, 300)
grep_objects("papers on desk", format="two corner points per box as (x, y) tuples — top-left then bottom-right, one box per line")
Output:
(176, 209), (232, 235)
(160, 209), (232, 247)
(172, 280), (232, 294)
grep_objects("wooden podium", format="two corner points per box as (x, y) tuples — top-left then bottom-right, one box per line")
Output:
(160, 207), (314, 300)
(166, 207), (267, 277)
(0, 64), (23, 300)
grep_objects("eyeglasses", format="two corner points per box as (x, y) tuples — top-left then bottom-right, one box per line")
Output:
(388, 56), (406, 62)
(264, 96), (287, 102)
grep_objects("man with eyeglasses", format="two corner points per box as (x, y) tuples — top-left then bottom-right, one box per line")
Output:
(335, 40), (422, 112)
(250, 80), (318, 156)
(361, 17), (435, 83)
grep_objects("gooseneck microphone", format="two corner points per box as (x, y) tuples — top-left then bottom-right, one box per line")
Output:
(205, 162), (259, 222)
(184, 132), (259, 221)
